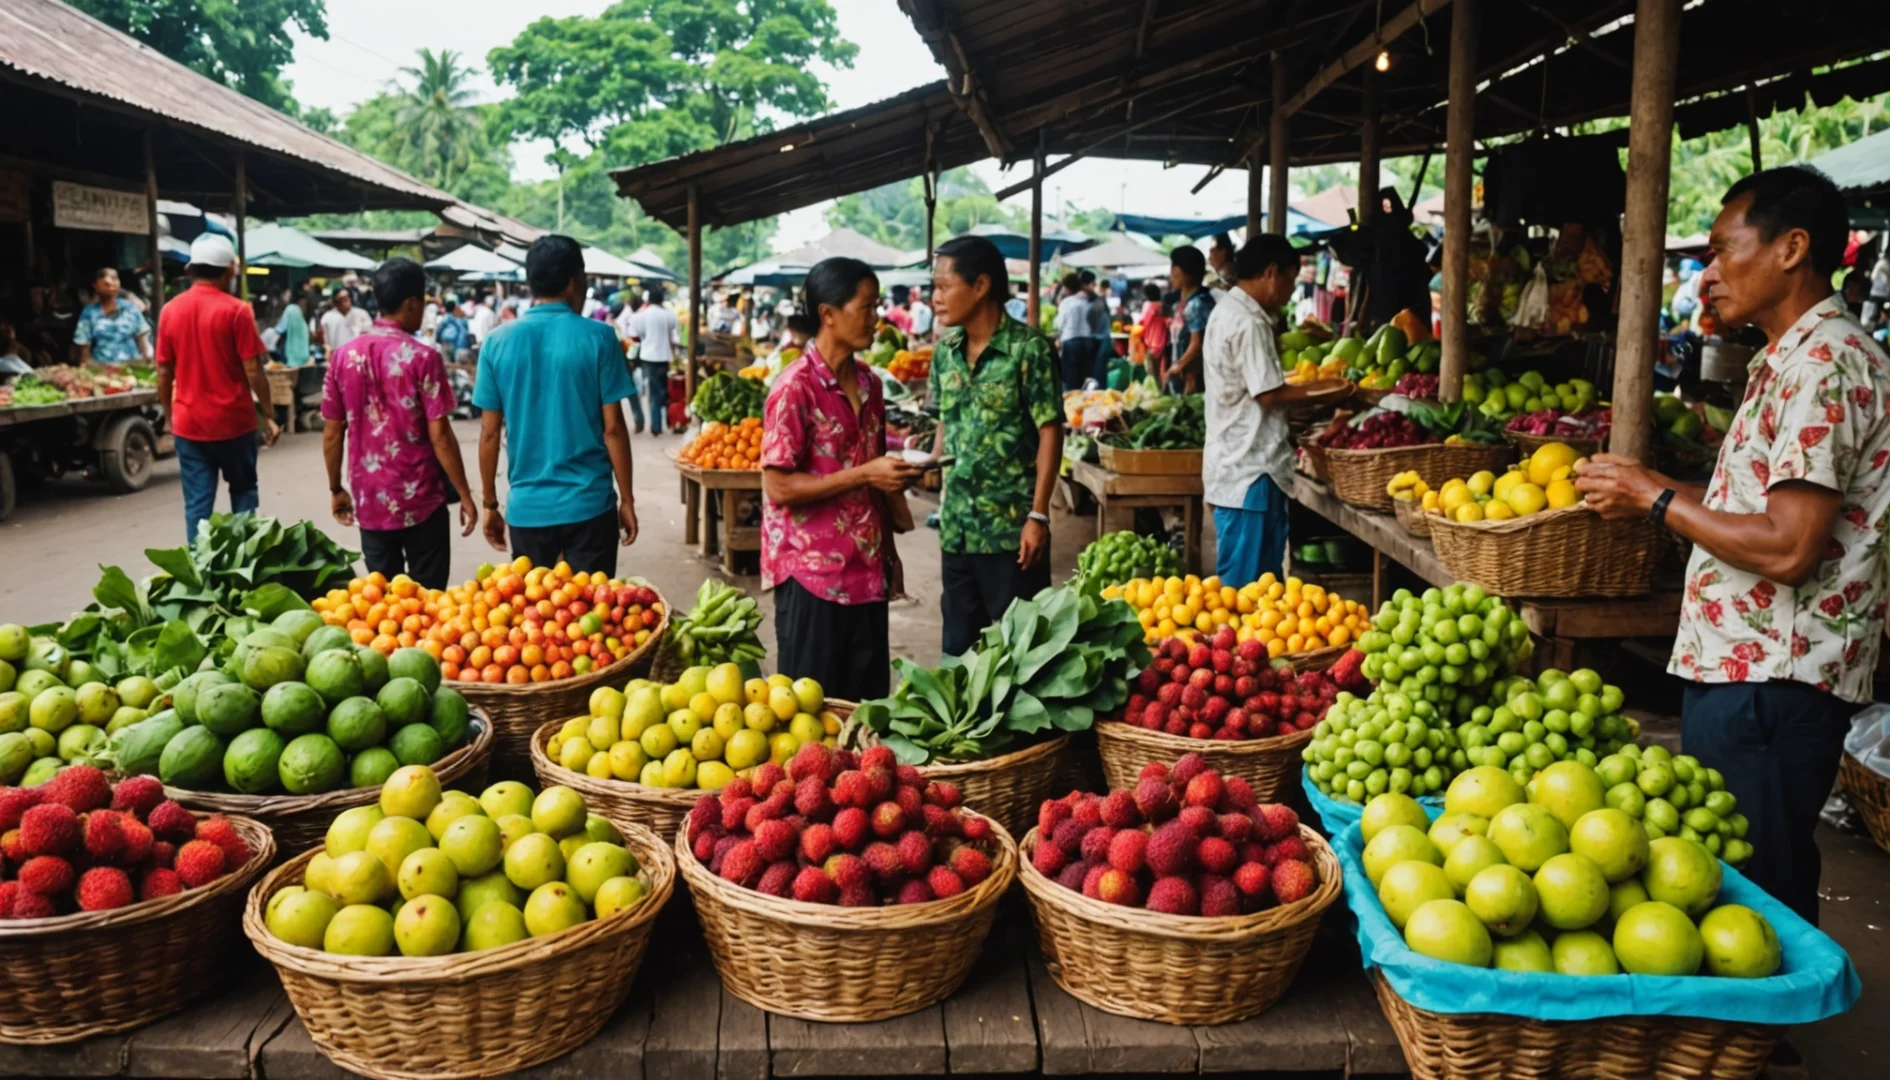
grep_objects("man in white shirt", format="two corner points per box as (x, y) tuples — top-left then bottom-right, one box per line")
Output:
(909, 289), (934, 340)
(317, 289), (371, 356)
(624, 286), (680, 436)
(1201, 235), (1321, 587)
(468, 293), (499, 348)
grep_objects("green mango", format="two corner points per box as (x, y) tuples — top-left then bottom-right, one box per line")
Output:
(1377, 327), (1409, 366)
(1333, 337), (1365, 362)
(1279, 330), (1317, 350)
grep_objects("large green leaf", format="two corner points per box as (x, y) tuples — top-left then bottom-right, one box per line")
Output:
(93, 565), (144, 619)
(1029, 651), (1092, 700)
(149, 620), (206, 675)
(242, 583), (310, 620)
(143, 546), (200, 590)
(1006, 690), (1050, 734)
(1049, 704), (1094, 732)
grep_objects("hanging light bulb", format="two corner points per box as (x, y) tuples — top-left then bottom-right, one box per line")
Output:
(1375, 49), (1391, 72)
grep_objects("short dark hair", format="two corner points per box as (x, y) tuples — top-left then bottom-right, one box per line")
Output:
(1212, 232), (1234, 253)
(1060, 272), (1082, 291)
(371, 257), (427, 314)
(1234, 235), (1299, 281)
(94, 266), (118, 283)
(789, 256), (877, 336)
(936, 235), (1008, 302)
(1723, 166), (1848, 279)
(525, 234), (586, 297)
(1170, 245), (1206, 284)
(187, 263), (225, 281)
(646, 283), (666, 305)
(1078, 270), (1096, 287)
(1142, 281), (1162, 302)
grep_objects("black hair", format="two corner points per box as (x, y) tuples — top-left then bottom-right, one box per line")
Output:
(371, 257), (427, 314)
(1722, 166), (1848, 279)
(1078, 269), (1096, 287)
(646, 283), (666, 305)
(94, 266), (119, 283)
(725, 291), (740, 305)
(1142, 281), (1162, 302)
(890, 284), (910, 306)
(525, 234), (586, 297)
(1170, 245), (1206, 284)
(935, 235), (1008, 303)
(1212, 232), (1234, 253)
(1060, 271), (1082, 291)
(787, 256), (877, 336)
(187, 263), (226, 281)
(1234, 235), (1299, 281)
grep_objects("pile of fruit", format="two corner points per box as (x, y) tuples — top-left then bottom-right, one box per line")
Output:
(1384, 470), (1433, 506)
(678, 418), (764, 471)
(0, 377), (69, 408)
(887, 347), (931, 382)
(1587, 744), (1750, 864)
(690, 372), (765, 425)
(683, 742), (999, 906)
(555, 666), (836, 790)
(0, 766), (249, 917)
(110, 612), (473, 796)
(1462, 370), (1600, 425)
(1360, 762), (1776, 977)
(1115, 629), (1352, 741)
(265, 766), (654, 956)
(1506, 406), (1611, 444)
(1424, 441), (1585, 523)
(1029, 755), (1320, 915)
(0, 626), (167, 786)
(1454, 669), (1638, 790)
(1076, 531), (1181, 589)
(1102, 573), (1370, 655)
(661, 579), (763, 668)
(1391, 373), (1440, 400)
(1318, 412), (1430, 451)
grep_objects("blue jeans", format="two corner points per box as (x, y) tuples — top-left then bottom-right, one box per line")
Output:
(1212, 475), (1289, 588)
(639, 361), (669, 434)
(175, 432), (259, 542)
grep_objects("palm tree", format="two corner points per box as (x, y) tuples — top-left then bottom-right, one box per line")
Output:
(391, 49), (479, 189)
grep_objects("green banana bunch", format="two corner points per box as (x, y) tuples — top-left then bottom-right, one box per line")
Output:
(670, 579), (765, 665)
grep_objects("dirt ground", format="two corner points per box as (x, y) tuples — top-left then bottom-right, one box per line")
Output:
(0, 427), (1883, 1079)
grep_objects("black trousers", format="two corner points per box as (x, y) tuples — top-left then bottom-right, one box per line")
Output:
(509, 506), (619, 577)
(1681, 680), (1855, 926)
(940, 550), (1051, 658)
(772, 577), (890, 702)
(359, 505), (452, 590)
(1058, 337), (1094, 392)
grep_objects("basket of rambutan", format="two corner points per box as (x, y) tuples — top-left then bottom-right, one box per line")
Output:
(676, 742), (1018, 1022)
(0, 767), (275, 1043)
(1016, 754), (1342, 1025)
(1095, 632), (1352, 802)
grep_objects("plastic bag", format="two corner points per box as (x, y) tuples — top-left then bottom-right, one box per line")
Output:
(1509, 262), (1550, 330)
(1843, 703), (1890, 777)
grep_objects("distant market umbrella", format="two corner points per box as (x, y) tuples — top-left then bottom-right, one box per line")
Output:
(1060, 235), (1163, 269)
(424, 244), (522, 281)
(230, 222), (376, 271)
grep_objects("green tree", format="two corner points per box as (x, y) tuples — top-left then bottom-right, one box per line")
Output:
(69, 0), (328, 112)
(825, 168), (1024, 250)
(391, 50), (482, 192)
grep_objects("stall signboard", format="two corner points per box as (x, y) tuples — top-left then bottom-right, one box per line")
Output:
(51, 181), (148, 234)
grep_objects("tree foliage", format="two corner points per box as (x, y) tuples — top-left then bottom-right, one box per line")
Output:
(69, 0), (328, 112)
(825, 169), (1026, 250)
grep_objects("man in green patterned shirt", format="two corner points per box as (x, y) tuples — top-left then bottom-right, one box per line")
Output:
(928, 235), (1065, 656)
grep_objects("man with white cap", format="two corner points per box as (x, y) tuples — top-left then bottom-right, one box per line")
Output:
(155, 232), (278, 541)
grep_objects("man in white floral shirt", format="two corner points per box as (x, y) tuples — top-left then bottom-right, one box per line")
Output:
(1578, 167), (1888, 924)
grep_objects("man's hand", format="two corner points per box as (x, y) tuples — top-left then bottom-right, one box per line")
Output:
(1573, 453), (1664, 520)
(331, 490), (354, 527)
(262, 417), (282, 447)
(618, 497), (640, 546)
(1019, 517), (1050, 568)
(861, 456), (922, 493)
(483, 506), (509, 553)
(456, 501), (478, 537)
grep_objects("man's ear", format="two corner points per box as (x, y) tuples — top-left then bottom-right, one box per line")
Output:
(1776, 228), (1814, 274)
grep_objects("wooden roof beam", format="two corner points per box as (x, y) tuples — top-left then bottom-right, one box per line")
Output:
(902, 0), (1013, 161)
(1279, 0), (1454, 118)
(992, 86), (1237, 201)
(1515, 0), (1630, 69)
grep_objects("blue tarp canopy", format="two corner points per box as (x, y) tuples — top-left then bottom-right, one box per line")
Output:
(1115, 208), (1329, 239)
(964, 223), (1094, 261)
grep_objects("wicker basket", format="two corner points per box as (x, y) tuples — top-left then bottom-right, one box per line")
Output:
(457, 592), (668, 778)
(245, 820), (674, 1080)
(1838, 752), (1890, 856)
(920, 735), (1074, 839)
(1095, 720), (1315, 802)
(1371, 971), (1780, 1080)
(1505, 429), (1603, 459)
(168, 711), (495, 861)
(1351, 386), (1394, 408)
(1287, 643), (1348, 672)
(0, 814), (275, 1044)
(1428, 505), (1662, 598)
(1296, 434), (1331, 483)
(1392, 495), (1432, 537)
(676, 810), (1017, 1022)
(1018, 823), (1340, 1025)
(1323, 442), (1517, 513)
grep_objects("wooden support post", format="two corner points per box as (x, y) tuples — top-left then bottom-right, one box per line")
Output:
(686, 183), (702, 402)
(1267, 56), (1289, 236)
(925, 179), (937, 269)
(1745, 87), (1764, 171)
(1439, 0), (1479, 403)
(1247, 141), (1265, 239)
(1027, 134), (1044, 328)
(1359, 64), (1382, 228)
(142, 132), (163, 323)
(233, 148), (247, 300)
(1612, 0), (1682, 464)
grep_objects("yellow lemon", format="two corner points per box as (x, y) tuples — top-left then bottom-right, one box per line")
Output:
(1527, 442), (1579, 486)
(1504, 482), (1549, 516)
(1546, 479), (1580, 509)
(1467, 470), (1496, 496)
(1440, 481), (1473, 514)
(1483, 501), (1516, 520)
(1572, 456), (1591, 473)
(1454, 502), (1485, 523)
(1550, 464), (1573, 483)
(1421, 490), (1441, 512)
(1492, 470), (1526, 500)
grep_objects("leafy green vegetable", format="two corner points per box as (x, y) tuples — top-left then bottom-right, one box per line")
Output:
(1100, 394), (1205, 450)
(691, 372), (765, 424)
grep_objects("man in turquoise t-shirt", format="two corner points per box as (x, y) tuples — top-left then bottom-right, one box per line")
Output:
(472, 235), (640, 575)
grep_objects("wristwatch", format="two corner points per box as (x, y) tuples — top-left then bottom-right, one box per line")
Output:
(1027, 511), (1051, 526)
(1648, 488), (1676, 527)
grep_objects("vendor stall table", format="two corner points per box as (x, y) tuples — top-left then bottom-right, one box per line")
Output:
(1066, 459), (1203, 575)
(264, 366), (324, 435)
(674, 456), (762, 574)
(0, 389), (165, 521)
(1292, 477), (1681, 670)
(0, 917), (1403, 1079)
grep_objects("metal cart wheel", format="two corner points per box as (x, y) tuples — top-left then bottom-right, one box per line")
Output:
(100, 414), (157, 493)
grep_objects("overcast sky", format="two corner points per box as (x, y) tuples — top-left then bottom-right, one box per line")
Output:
(281, 0), (1250, 252)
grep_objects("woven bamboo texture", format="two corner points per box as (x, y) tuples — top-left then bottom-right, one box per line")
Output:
(244, 819), (674, 1080)
(456, 590), (668, 778)
(1839, 753), (1890, 855)
(675, 810), (1017, 1022)
(1296, 434), (1331, 483)
(1428, 505), (1662, 598)
(1095, 720), (1315, 802)
(1371, 971), (1781, 1080)
(1350, 386), (1394, 408)
(168, 711), (494, 860)
(0, 814), (275, 1044)
(919, 735), (1072, 839)
(1323, 442), (1516, 513)
(1017, 823), (1340, 1025)
(1392, 495), (1432, 537)
(1506, 429), (1603, 459)
(1287, 643), (1347, 673)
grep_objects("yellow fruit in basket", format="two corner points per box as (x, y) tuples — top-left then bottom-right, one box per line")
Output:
(1467, 470), (1496, 496)
(589, 686), (625, 723)
(560, 737), (594, 772)
(706, 663), (745, 705)
(1504, 483), (1549, 517)
(1440, 481), (1473, 514)
(1546, 479), (1580, 509)
(1572, 456), (1590, 472)
(1454, 502), (1485, 523)
(697, 760), (735, 790)
(744, 678), (770, 705)
(725, 728), (768, 769)
(587, 713), (617, 752)
(1484, 502), (1516, 521)
(768, 685), (799, 722)
(607, 741), (649, 781)
(586, 752), (614, 780)
(1421, 490), (1441, 512)
(1528, 442), (1579, 486)
(1492, 469), (1526, 501)
(1550, 465), (1574, 483)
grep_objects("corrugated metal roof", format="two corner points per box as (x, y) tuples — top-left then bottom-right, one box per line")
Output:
(0, 0), (449, 209)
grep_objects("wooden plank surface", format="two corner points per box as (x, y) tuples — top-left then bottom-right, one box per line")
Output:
(1292, 478), (1450, 587)
(1025, 949), (1198, 1075)
(643, 929), (726, 1080)
(254, 1016), (353, 1080)
(1190, 947), (1351, 1073)
(0, 1032), (129, 1077)
(715, 986), (768, 1080)
(1071, 459), (1203, 498)
(941, 915), (1038, 1074)
(1520, 591), (1681, 640)
(769, 1007), (946, 1076)
(126, 965), (290, 1079)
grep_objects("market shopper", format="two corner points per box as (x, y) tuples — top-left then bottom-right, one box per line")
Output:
(1576, 166), (1890, 925)
(155, 233), (277, 542)
(74, 267), (151, 365)
(929, 234), (1063, 657)
(1055, 272), (1097, 391)
(1167, 245), (1213, 393)
(760, 258), (920, 700)
(624, 285), (679, 435)
(321, 258), (477, 589)
(473, 235), (640, 576)
(318, 288), (371, 356)
(275, 286), (312, 368)
(1203, 236), (1324, 588)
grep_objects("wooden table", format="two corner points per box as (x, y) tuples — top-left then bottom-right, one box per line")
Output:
(263, 366), (323, 434)
(1291, 476), (1681, 669)
(674, 457), (762, 574)
(0, 913), (1405, 1080)
(1066, 459), (1204, 575)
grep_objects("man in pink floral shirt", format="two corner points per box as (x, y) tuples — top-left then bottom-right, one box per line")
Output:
(322, 258), (476, 588)
(1578, 168), (1888, 923)
(761, 259), (920, 701)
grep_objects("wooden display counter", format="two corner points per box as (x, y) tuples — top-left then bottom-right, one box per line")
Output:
(674, 457), (762, 574)
(1065, 458), (1204, 575)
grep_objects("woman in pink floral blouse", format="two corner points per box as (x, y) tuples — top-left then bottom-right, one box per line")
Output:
(760, 259), (922, 700)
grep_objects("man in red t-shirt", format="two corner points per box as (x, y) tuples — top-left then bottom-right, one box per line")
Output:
(155, 233), (278, 541)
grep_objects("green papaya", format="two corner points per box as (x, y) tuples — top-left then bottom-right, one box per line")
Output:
(1333, 337), (1365, 362)
(158, 725), (225, 790)
(1278, 330), (1316, 351)
(107, 710), (185, 776)
(1377, 327), (1409, 366)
